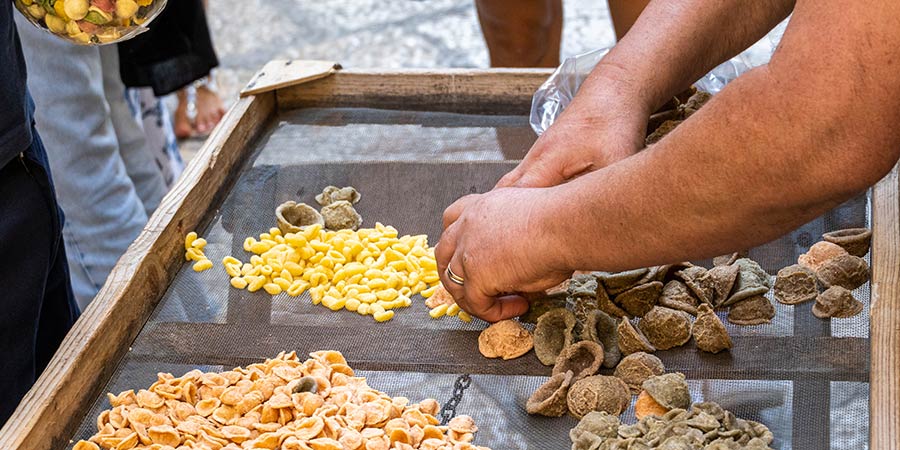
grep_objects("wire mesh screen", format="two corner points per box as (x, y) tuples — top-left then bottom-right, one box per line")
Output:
(67, 107), (870, 450)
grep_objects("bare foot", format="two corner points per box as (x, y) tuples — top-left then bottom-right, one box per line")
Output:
(193, 84), (226, 135)
(173, 79), (226, 139)
(174, 89), (193, 140)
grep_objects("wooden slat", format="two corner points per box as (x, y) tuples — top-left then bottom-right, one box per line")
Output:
(133, 322), (869, 382)
(0, 93), (276, 450)
(276, 69), (553, 114)
(240, 60), (340, 97)
(871, 163), (900, 450)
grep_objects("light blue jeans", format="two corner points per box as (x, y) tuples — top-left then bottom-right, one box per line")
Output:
(16, 17), (172, 310)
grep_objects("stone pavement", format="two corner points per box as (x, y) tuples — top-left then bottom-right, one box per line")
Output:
(177, 0), (615, 159)
(206, 0), (614, 102)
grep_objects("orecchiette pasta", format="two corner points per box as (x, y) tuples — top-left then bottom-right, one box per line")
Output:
(76, 352), (489, 450)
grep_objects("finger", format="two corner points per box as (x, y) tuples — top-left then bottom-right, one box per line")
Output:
(439, 251), (468, 308)
(509, 160), (560, 188)
(442, 194), (480, 231)
(460, 288), (530, 323)
(455, 254), (529, 322)
(434, 221), (460, 284)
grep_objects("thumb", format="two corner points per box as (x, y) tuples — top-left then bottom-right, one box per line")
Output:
(463, 292), (530, 323)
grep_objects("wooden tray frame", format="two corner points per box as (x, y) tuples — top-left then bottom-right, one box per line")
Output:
(0, 61), (896, 450)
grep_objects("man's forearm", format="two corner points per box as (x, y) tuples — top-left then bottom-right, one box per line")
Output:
(550, 0), (900, 272)
(585, 0), (795, 114)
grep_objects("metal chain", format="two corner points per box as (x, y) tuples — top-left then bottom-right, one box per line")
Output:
(439, 374), (472, 425)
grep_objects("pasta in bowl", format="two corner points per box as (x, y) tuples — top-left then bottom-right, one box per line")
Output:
(13, 0), (167, 45)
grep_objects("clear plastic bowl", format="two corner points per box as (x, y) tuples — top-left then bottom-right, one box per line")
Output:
(14, 0), (167, 45)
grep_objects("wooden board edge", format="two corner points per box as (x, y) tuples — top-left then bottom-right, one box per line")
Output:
(870, 163), (900, 450)
(0, 92), (277, 450)
(240, 59), (340, 98)
(275, 68), (553, 113)
(135, 322), (871, 381)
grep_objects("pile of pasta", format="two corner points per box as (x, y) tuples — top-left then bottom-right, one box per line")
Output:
(75, 351), (489, 450)
(194, 223), (445, 323)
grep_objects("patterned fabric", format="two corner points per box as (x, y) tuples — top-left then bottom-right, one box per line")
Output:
(125, 88), (184, 188)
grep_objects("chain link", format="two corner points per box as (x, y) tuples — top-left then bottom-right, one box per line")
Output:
(438, 374), (472, 425)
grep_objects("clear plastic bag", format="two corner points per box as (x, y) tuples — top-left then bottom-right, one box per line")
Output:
(529, 21), (787, 135)
(14, 0), (167, 45)
(529, 47), (611, 136)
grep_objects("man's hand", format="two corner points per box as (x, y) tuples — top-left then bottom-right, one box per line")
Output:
(496, 81), (648, 189)
(496, 0), (798, 190)
(434, 187), (572, 322)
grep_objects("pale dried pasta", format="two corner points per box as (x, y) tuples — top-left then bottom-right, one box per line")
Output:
(76, 351), (489, 450)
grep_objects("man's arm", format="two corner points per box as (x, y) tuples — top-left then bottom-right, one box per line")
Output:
(554, 0), (900, 271)
(436, 0), (900, 323)
(496, 0), (795, 189)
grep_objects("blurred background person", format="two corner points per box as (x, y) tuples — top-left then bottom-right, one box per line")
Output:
(14, 14), (172, 311)
(118, 0), (225, 140)
(14, 0), (222, 310)
(475, 0), (649, 67)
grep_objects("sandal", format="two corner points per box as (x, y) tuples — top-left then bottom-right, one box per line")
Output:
(174, 75), (226, 139)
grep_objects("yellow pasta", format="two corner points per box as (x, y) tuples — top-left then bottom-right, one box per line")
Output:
(284, 261), (304, 276)
(376, 288), (398, 302)
(269, 260), (283, 273)
(429, 303), (449, 319)
(322, 296), (346, 311)
(224, 263), (241, 278)
(421, 273), (440, 284)
(192, 259), (213, 272)
(309, 286), (325, 304)
(184, 231), (198, 249)
(309, 272), (328, 287)
(247, 276), (266, 293)
(287, 280), (309, 297)
(263, 283), (282, 296)
(196, 222), (441, 322)
(421, 284), (439, 298)
(185, 248), (204, 262)
(273, 277), (291, 291)
(373, 310), (395, 322)
(345, 298), (361, 312)
(230, 277), (248, 289)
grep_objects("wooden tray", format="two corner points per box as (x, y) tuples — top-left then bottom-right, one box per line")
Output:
(0, 61), (896, 450)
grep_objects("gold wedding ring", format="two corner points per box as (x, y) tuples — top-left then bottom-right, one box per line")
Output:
(446, 266), (465, 286)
